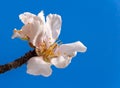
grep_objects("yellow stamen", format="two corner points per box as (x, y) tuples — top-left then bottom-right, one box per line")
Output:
(14, 29), (29, 40)
(21, 36), (29, 40)
(35, 41), (61, 62)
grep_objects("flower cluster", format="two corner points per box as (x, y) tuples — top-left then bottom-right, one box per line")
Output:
(12, 11), (87, 77)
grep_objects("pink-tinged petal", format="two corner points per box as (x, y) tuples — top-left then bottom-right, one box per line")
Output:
(45, 14), (62, 45)
(27, 56), (52, 77)
(12, 19), (45, 46)
(51, 56), (72, 68)
(22, 20), (45, 46)
(17, 12), (46, 46)
(38, 10), (45, 24)
(55, 41), (87, 57)
(19, 12), (36, 24)
(19, 11), (45, 25)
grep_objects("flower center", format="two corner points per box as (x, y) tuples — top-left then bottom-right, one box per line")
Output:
(35, 40), (62, 62)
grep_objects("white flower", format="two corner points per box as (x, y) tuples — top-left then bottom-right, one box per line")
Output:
(12, 11), (87, 77)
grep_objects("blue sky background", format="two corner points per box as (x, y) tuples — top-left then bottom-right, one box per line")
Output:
(0, 0), (119, 88)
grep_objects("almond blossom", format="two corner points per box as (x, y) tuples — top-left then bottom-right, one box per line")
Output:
(12, 11), (87, 77)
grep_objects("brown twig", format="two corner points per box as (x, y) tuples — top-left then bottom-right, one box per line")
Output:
(0, 49), (37, 74)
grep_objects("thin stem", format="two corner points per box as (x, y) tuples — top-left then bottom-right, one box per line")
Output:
(0, 49), (37, 74)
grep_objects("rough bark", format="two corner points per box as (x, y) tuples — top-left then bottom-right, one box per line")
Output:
(0, 49), (37, 74)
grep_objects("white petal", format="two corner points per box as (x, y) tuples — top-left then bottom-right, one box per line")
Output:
(13, 19), (45, 46)
(51, 56), (71, 68)
(27, 57), (52, 77)
(55, 41), (87, 57)
(19, 12), (36, 24)
(45, 14), (62, 44)
(22, 20), (45, 46)
(18, 11), (46, 46)
(38, 10), (45, 24)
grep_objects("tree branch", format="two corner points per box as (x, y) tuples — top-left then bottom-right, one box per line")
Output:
(0, 49), (37, 74)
